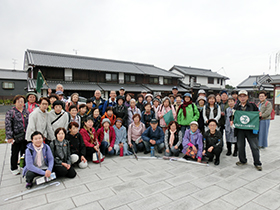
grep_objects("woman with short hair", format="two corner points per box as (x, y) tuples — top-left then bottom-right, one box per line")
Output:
(128, 114), (146, 153)
(164, 121), (182, 157)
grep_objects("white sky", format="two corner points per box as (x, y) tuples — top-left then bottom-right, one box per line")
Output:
(1, 0), (280, 87)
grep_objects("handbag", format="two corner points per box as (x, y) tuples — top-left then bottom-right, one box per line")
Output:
(185, 146), (197, 159)
(13, 132), (26, 143)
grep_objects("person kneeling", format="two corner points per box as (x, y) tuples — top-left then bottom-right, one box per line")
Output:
(182, 121), (203, 162)
(203, 119), (223, 165)
(66, 122), (88, 169)
(113, 118), (131, 156)
(23, 131), (54, 189)
(97, 118), (115, 156)
(50, 128), (76, 178)
(142, 119), (165, 154)
(164, 121), (182, 157)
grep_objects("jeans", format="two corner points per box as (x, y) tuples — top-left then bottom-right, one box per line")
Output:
(100, 141), (115, 156)
(143, 141), (165, 153)
(258, 119), (270, 147)
(165, 146), (180, 157)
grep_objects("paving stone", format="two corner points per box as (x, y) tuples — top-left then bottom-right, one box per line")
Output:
(62, 174), (100, 188)
(192, 185), (229, 204)
(72, 202), (103, 210)
(135, 180), (172, 196)
(195, 198), (236, 210)
(253, 189), (280, 210)
(243, 177), (278, 194)
(99, 190), (142, 209)
(140, 170), (173, 184)
(165, 172), (197, 186)
(30, 198), (75, 210)
(111, 178), (148, 193)
(117, 170), (151, 182)
(72, 188), (115, 207)
(95, 167), (130, 180)
(215, 176), (249, 191)
(238, 201), (269, 210)
(159, 195), (203, 210)
(86, 176), (123, 191)
(46, 185), (89, 203)
(162, 182), (201, 201)
(191, 174), (222, 189)
(221, 188), (259, 207)
(263, 168), (280, 182)
(128, 192), (171, 210)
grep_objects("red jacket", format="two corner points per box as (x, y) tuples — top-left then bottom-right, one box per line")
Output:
(80, 128), (99, 148)
(97, 126), (116, 148)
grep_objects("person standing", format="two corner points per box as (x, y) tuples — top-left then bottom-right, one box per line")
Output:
(5, 95), (29, 175)
(219, 90), (229, 136)
(25, 92), (39, 113)
(258, 91), (272, 148)
(231, 90), (262, 171)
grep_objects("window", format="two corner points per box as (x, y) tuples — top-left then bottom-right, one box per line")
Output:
(208, 77), (214, 84)
(125, 74), (136, 83)
(217, 79), (220, 84)
(221, 79), (223, 85)
(164, 78), (172, 85)
(150, 77), (159, 84)
(2, 82), (14, 89)
(189, 76), (197, 83)
(106, 73), (118, 82)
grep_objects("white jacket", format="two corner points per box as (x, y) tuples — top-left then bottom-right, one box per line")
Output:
(25, 107), (54, 141)
(48, 110), (69, 137)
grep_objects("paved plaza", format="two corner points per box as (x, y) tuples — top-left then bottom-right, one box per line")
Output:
(0, 117), (280, 210)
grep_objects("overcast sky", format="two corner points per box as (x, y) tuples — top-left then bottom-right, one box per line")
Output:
(1, 0), (280, 87)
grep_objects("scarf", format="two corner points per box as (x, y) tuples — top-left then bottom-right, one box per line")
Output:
(104, 112), (116, 124)
(169, 130), (176, 147)
(83, 125), (96, 144)
(177, 100), (193, 117)
(33, 143), (44, 167)
(27, 102), (37, 113)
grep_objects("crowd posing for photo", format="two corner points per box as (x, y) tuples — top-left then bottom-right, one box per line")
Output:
(5, 84), (273, 189)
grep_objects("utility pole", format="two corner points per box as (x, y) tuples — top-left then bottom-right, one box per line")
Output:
(73, 49), (78, 55)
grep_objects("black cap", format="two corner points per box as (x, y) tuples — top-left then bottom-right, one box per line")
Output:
(150, 119), (158, 124)
(172, 86), (178, 90)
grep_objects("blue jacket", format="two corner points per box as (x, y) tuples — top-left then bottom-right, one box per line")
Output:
(91, 97), (106, 114)
(102, 98), (117, 115)
(23, 143), (54, 176)
(142, 126), (164, 145)
(113, 125), (127, 144)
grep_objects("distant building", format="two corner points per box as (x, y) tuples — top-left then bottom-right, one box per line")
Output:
(169, 65), (229, 95)
(0, 69), (27, 100)
(24, 49), (185, 98)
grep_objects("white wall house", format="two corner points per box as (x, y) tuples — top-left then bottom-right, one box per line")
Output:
(170, 66), (229, 91)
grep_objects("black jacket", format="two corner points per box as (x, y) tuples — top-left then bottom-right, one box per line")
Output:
(50, 139), (71, 166)
(113, 105), (128, 127)
(65, 133), (86, 157)
(203, 130), (223, 150)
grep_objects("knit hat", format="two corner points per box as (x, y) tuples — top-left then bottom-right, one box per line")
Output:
(196, 96), (206, 102)
(53, 100), (63, 108)
(153, 98), (161, 103)
(145, 93), (154, 100)
(102, 118), (111, 125)
(183, 93), (192, 99)
(26, 92), (38, 101)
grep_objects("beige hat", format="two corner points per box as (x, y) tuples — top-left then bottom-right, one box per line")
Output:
(238, 90), (248, 96)
(190, 121), (198, 126)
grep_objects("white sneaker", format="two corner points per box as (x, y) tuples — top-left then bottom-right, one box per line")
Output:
(11, 169), (20, 175)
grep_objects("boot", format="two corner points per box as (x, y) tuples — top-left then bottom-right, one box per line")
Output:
(226, 142), (232, 156)
(233, 143), (238, 157)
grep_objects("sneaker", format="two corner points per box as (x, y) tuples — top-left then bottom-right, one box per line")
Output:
(236, 161), (247, 166)
(11, 169), (20, 175)
(255, 165), (262, 171)
(26, 183), (33, 189)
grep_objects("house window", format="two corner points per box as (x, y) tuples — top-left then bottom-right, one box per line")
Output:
(150, 77), (159, 84)
(164, 78), (172, 85)
(217, 79), (220, 84)
(221, 79), (223, 85)
(125, 74), (136, 83)
(2, 82), (14, 89)
(208, 77), (214, 84)
(189, 76), (197, 83)
(106, 73), (118, 82)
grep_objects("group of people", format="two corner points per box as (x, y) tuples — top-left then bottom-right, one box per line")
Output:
(5, 84), (273, 189)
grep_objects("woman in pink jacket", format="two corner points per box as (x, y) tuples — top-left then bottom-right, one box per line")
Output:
(157, 97), (176, 133)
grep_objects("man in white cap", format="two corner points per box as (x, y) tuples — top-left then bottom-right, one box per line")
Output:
(230, 90), (262, 171)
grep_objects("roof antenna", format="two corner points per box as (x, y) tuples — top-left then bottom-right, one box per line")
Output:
(12, 58), (17, 70)
(73, 49), (78, 55)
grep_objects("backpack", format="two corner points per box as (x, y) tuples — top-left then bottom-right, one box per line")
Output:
(265, 101), (275, 120)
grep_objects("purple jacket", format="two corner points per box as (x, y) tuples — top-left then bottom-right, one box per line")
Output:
(5, 107), (29, 139)
(23, 143), (54, 176)
(182, 129), (203, 159)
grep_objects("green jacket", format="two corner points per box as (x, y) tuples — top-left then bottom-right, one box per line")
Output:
(177, 103), (200, 126)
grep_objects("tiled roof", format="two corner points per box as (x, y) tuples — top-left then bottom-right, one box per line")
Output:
(25, 49), (181, 78)
(97, 83), (149, 92)
(0, 69), (27, 80)
(170, 65), (229, 79)
(143, 84), (187, 92)
(237, 74), (280, 88)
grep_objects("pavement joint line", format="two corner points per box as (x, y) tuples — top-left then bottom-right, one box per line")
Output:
(0, 144), (8, 186)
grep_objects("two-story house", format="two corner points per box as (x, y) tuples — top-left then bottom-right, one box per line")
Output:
(24, 49), (185, 99)
(169, 65), (229, 95)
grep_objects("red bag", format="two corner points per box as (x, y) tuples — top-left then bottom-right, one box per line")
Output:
(265, 101), (275, 120)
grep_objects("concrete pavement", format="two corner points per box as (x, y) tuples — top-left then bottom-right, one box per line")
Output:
(0, 117), (280, 209)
